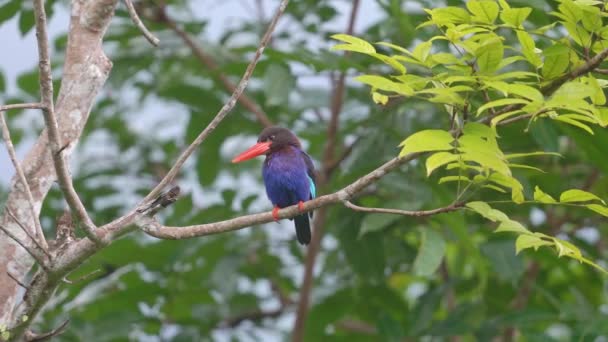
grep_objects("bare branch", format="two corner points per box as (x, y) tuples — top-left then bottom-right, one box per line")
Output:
(123, 0), (159, 46)
(33, 0), (101, 245)
(0, 112), (47, 249)
(140, 0), (289, 205)
(5, 209), (51, 259)
(24, 319), (70, 342)
(0, 103), (44, 112)
(7, 272), (29, 290)
(343, 200), (463, 217)
(62, 269), (101, 284)
(0, 225), (48, 269)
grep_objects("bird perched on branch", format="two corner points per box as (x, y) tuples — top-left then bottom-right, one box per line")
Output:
(232, 127), (316, 245)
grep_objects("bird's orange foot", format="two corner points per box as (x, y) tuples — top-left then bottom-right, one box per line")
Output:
(298, 201), (305, 212)
(272, 206), (280, 221)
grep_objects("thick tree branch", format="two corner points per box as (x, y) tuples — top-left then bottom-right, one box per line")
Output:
(0, 112), (47, 249)
(1, 0), (116, 336)
(123, 0), (159, 46)
(160, 14), (273, 128)
(140, 0), (288, 205)
(33, 0), (101, 245)
(24, 319), (70, 342)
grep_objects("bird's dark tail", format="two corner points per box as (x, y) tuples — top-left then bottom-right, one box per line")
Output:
(294, 214), (311, 245)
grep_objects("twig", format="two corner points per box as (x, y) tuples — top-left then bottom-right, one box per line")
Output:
(0, 111), (48, 249)
(140, 0), (289, 205)
(325, 137), (360, 175)
(33, 0), (101, 245)
(123, 0), (159, 46)
(220, 306), (284, 328)
(0, 225), (48, 269)
(62, 269), (101, 284)
(24, 319), (70, 342)
(343, 200), (463, 217)
(160, 13), (273, 127)
(7, 271), (30, 290)
(0, 103), (44, 112)
(6, 209), (52, 259)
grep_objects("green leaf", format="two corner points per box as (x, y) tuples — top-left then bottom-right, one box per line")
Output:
(559, 189), (605, 204)
(495, 219), (530, 234)
(426, 7), (471, 26)
(412, 228), (446, 277)
(534, 186), (557, 203)
(466, 201), (509, 222)
(331, 33), (376, 54)
(0, 0), (20, 26)
(369, 53), (407, 74)
(563, 22), (591, 47)
(553, 116), (594, 134)
(18, 10), (34, 36)
(552, 81), (595, 101)
(439, 175), (471, 184)
(398, 129), (454, 156)
(500, 7), (532, 27)
(426, 152), (459, 176)
(586, 204), (608, 217)
(467, 0), (499, 24)
(476, 37), (503, 74)
(505, 151), (561, 159)
(542, 44), (570, 79)
(477, 98), (530, 116)
(372, 91), (389, 105)
(587, 75), (606, 105)
(515, 234), (553, 254)
(355, 75), (414, 96)
(516, 31), (542, 68)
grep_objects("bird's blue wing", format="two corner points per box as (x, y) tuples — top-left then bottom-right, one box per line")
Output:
(300, 151), (316, 199)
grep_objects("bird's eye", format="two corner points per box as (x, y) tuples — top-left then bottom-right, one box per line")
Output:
(269, 135), (276, 140)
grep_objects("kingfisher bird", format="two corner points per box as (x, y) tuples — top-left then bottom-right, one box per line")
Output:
(232, 127), (316, 245)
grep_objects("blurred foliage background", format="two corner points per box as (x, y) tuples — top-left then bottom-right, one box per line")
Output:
(1, 0), (608, 341)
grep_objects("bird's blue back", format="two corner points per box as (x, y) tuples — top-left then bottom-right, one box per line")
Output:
(262, 146), (315, 208)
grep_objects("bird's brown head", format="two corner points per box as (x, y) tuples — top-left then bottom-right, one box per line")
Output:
(232, 126), (301, 163)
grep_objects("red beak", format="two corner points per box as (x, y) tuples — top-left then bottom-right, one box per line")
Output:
(231, 141), (271, 163)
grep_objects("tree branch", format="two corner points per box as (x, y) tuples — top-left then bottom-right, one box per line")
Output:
(0, 103), (44, 112)
(138, 154), (419, 239)
(123, 0), (159, 46)
(0, 225), (48, 270)
(5, 209), (52, 260)
(24, 319), (70, 342)
(343, 200), (463, 217)
(0, 111), (47, 249)
(33, 0), (101, 245)
(139, 0), (288, 205)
